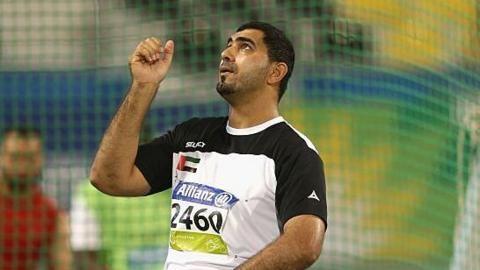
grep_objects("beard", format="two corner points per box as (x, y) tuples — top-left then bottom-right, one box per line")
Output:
(1, 170), (40, 185)
(1, 170), (39, 194)
(216, 68), (267, 101)
(216, 73), (243, 103)
(216, 80), (235, 97)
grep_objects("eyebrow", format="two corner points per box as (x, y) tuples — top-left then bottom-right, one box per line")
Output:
(226, 36), (256, 48)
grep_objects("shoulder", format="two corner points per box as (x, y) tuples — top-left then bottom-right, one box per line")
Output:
(283, 122), (318, 153)
(169, 117), (227, 146)
(271, 121), (320, 157)
(34, 188), (61, 214)
(267, 121), (324, 175)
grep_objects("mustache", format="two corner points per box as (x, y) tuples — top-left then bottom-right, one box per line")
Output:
(219, 62), (237, 73)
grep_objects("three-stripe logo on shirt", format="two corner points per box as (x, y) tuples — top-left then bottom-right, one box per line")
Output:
(177, 155), (200, 173)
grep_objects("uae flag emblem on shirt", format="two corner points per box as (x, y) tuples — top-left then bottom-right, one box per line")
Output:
(177, 155), (200, 173)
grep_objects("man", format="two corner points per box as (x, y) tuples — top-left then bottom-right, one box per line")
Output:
(90, 21), (327, 269)
(0, 127), (71, 270)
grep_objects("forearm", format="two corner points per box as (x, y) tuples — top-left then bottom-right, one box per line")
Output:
(50, 213), (72, 270)
(236, 234), (318, 270)
(90, 81), (158, 193)
(237, 215), (325, 270)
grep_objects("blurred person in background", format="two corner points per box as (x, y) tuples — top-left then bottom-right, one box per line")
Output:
(71, 124), (171, 270)
(451, 97), (480, 269)
(90, 21), (327, 269)
(0, 127), (71, 270)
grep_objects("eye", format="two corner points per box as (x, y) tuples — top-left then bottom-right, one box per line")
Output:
(240, 43), (252, 50)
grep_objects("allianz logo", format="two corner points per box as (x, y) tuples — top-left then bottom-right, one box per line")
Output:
(214, 192), (234, 208)
(176, 184), (234, 206)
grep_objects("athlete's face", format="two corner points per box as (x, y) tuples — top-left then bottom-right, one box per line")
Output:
(0, 133), (43, 184)
(216, 29), (271, 100)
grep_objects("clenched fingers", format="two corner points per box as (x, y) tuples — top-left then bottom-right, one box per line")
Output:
(134, 37), (164, 63)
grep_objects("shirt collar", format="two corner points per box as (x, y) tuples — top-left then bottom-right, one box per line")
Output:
(226, 116), (284, 136)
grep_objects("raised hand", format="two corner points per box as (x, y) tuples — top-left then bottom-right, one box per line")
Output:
(129, 37), (174, 84)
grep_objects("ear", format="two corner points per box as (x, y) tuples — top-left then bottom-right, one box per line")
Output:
(267, 62), (288, 86)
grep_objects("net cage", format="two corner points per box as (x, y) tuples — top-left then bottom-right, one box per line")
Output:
(0, 0), (479, 269)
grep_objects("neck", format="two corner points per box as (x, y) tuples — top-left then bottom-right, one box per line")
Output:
(227, 93), (279, 129)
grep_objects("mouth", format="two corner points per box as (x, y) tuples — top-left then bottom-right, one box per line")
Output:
(219, 66), (234, 75)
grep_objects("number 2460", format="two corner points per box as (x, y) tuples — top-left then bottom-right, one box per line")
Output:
(171, 203), (223, 234)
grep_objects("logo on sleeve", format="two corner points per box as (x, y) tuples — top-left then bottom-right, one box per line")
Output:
(308, 190), (320, 201)
(186, 141), (206, 148)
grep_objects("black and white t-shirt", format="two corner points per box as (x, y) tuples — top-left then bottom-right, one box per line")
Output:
(135, 116), (327, 269)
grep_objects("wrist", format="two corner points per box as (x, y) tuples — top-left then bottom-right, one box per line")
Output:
(131, 80), (161, 88)
(130, 80), (161, 96)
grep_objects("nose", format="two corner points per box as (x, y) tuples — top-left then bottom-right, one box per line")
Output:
(221, 46), (234, 62)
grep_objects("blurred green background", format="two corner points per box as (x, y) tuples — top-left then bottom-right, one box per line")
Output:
(0, 0), (479, 269)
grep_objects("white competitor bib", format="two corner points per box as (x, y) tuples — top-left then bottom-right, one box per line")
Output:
(170, 181), (239, 255)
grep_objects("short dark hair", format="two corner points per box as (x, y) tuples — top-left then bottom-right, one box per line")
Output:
(0, 127), (41, 153)
(236, 21), (295, 101)
(2, 126), (41, 139)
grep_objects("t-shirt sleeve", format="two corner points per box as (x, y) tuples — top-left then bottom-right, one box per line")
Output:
(135, 128), (178, 195)
(275, 148), (327, 232)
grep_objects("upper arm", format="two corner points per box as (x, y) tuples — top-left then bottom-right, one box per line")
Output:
(133, 131), (176, 195)
(283, 215), (326, 257)
(125, 165), (163, 196)
(91, 129), (177, 197)
(275, 147), (327, 231)
(91, 166), (151, 196)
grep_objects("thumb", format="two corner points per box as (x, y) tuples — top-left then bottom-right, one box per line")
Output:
(162, 40), (175, 65)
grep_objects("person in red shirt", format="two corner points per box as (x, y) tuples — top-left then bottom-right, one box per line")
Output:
(0, 127), (71, 270)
